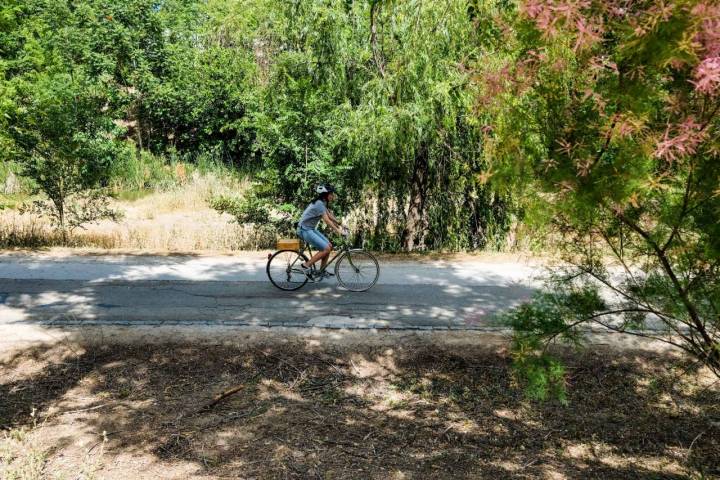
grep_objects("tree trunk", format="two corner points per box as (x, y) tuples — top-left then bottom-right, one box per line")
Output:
(55, 199), (67, 245)
(402, 147), (429, 251)
(374, 186), (387, 249)
(135, 98), (143, 151)
(55, 176), (67, 245)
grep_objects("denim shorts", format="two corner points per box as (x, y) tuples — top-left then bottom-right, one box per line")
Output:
(298, 227), (331, 251)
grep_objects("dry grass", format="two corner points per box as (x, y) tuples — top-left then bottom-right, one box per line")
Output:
(1, 423), (47, 480)
(1, 421), (104, 480)
(1, 339), (718, 479)
(0, 173), (277, 252)
(1, 174), (540, 255)
(0, 213), (63, 249)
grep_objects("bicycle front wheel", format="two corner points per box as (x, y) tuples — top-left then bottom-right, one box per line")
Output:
(267, 250), (309, 291)
(334, 250), (380, 292)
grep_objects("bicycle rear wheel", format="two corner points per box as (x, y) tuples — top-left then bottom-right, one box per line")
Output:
(334, 249), (379, 292)
(267, 250), (309, 291)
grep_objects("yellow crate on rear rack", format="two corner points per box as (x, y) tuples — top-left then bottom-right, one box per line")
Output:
(276, 238), (301, 251)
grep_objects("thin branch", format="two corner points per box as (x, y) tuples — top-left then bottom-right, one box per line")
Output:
(369, 1), (386, 79)
(588, 118), (616, 171)
(196, 374), (261, 413)
(596, 227), (643, 297)
(614, 211), (715, 351)
(661, 169), (693, 254)
(430, 0), (452, 34)
(542, 308), (655, 353)
(52, 403), (110, 416)
(700, 101), (720, 131)
(592, 318), (696, 355)
(572, 263), (676, 321)
(569, 262), (697, 345)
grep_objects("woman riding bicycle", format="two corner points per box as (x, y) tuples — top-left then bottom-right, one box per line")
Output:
(297, 184), (347, 280)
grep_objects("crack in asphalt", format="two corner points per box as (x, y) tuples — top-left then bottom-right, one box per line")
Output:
(163, 287), (223, 301)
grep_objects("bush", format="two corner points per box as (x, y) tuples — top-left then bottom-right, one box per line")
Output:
(109, 147), (178, 192)
(210, 190), (299, 241)
(503, 286), (607, 402)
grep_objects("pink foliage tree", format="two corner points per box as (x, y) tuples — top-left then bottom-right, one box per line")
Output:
(479, 0), (720, 392)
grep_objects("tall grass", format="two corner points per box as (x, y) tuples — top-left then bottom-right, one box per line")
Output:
(0, 425), (47, 480)
(0, 169), (273, 251)
(0, 149), (276, 251)
(0, 212), (273, 251)
(108, 146), (184, 192)
(0, 212), (61, 248)
(107, 145), (243, 193)
(4, 147), (240, 203)
(1, 411), (106, 480)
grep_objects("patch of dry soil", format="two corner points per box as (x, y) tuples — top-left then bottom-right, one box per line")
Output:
(1, 328), (718, 479)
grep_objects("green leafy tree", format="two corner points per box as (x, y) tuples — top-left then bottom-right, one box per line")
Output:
(0, 0), (28, 162)
(2, 0), (128, 239)
(211, 0), (515, 251)
(2, 0), (173, 239)
(10, 70), (122, 240)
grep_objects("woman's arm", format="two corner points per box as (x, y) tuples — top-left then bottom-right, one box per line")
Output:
(327, 209), (341, 225)
(322, 211), (344, 235)
(328, 210), (349, 236)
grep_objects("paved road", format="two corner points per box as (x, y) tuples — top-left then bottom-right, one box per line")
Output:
(0, 254), (542, 329)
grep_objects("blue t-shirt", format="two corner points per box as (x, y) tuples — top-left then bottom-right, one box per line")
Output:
(298, 200), (327, 229)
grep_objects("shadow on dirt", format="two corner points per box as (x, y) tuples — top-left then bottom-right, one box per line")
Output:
(1, 339), (718, 479)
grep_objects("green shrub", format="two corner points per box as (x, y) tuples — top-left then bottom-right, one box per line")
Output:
(210, 190), (298, 239)
(502, 286), (607, 403)
(109, 147), (177, 192)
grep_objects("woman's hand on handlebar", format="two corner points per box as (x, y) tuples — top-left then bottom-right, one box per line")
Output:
(333, 226), (349, 241)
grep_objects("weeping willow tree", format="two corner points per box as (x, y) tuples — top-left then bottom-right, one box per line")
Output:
(337, 0), (516, 251)
(201, 0), (516, 251)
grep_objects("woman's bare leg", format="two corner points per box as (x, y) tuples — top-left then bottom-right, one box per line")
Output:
(304, 245), (332, 268)
(320, 246), (332, 270)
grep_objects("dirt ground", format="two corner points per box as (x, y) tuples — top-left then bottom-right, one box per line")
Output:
(1, 329), (719, 479)
(0, 246), (546, 265)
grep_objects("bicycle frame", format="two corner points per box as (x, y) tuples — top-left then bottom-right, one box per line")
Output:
(299, 241), (349, 273)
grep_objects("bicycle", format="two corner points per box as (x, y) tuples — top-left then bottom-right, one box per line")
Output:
(266, 234), (380, 292)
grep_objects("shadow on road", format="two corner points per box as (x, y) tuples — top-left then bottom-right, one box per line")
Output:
(0, 255), (537, 328)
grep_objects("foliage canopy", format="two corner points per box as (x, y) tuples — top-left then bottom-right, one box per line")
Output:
(484, 0), (720, 393)
(1, 0), (516, 250)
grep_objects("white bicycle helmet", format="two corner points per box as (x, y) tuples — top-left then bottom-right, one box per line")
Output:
(316, 183), (336, 194)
